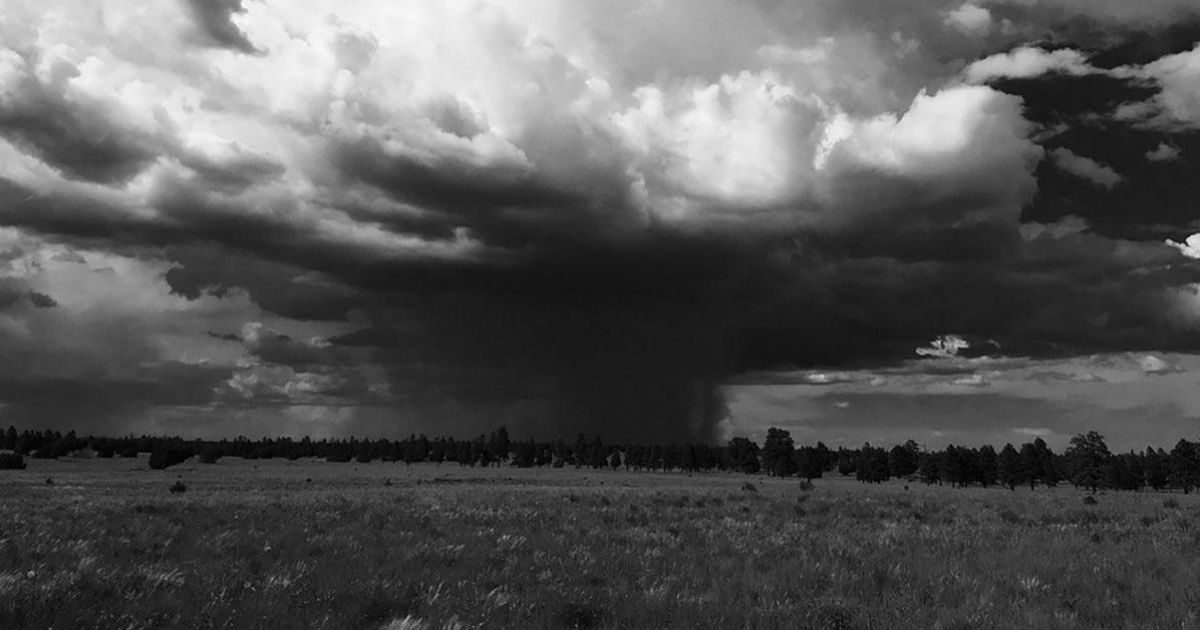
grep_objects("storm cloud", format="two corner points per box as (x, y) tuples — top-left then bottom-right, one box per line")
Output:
(1, 0), (1200, 444)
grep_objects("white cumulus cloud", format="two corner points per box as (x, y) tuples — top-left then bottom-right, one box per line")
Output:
(944, 3), (993, 36)
(1166, 233), (1200, 259)
(965, 47), (1096, 83)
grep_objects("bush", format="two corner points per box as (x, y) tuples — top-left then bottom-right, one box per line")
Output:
(0, 452), (26, 470)
(31, 447), (58, 459)
(118, 446), (139, 458)
(149, 444), (193, 470)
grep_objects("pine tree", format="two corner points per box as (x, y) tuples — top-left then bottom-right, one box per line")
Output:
(1066, 431), (1111, 493)
(1031, 437), (1058, 486)
(918, 451), (940, 485)
(794, 446), (824, 480)
(727, 438), (760, 474)
(1019, 443), (1040, 490)
(976, 445), (998, 487)
(1144, 447), (1168, 490)
(888, 441), (919, 479)
(997, 443), (1021, 490)
(761, 428), (797, 477)
(1169, 439), (1200, 493)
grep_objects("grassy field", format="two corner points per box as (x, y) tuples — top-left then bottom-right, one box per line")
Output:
(4, 458), (1200, 629)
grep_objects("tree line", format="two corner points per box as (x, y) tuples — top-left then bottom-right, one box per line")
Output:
(2, 425), (1200, 493)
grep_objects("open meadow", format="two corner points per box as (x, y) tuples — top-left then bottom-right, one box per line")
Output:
(5, 457), (1200, 630)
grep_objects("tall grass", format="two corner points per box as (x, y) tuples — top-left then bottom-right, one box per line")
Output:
(1, 458), (1198, 629)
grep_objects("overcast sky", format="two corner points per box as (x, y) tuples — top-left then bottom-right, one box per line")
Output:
(1, 0), (1200, 449)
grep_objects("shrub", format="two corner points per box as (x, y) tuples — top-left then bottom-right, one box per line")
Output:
(149, 444), (193, 470)
(118, 446), (139, 458)
(198, 447), (221, 464)
(31, 447), (58, 459)
(0, 452), (26, 470)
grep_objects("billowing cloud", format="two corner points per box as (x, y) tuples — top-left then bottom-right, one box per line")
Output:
(1146, 142), (1182, 161)
(944, 3), (993, 36)
(1113, 44), (1200, 129)
(916, 335), (971, 358)
(1166, 233), (1200, 259)
(0, 0), (1197, 444)
(182, 0), (260, 54)
(965, 47), (1095, 83)
(1048, 147), (1123, 188)
(1139, 354), (1177, 374)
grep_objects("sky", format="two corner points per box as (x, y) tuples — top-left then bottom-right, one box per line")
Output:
(1, 0), (1200, 449)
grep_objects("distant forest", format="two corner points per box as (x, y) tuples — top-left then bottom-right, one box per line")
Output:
(2, 425), (1198, 494)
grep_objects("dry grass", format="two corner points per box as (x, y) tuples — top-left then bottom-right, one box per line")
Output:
(3, 457), (1200, 629)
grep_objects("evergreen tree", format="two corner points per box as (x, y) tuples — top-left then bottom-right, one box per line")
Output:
(941, 445), (968, 487)
(761, 428), (797, 477)
(727, 437), (761, 474)
(855, 444), (889, 483)
(888, 440), (919, 479)
(1065, 431), (1111, 493)
(1169, 439), (1200, 493)
(794, 446), (824, 480)
(815, 441), (833, 472)
(1144, 447), (1168, 490)
(488, 427), (511, 465)
(836, 447), (857, 476)
(1125, 452), (1145, 491)
(1031, 437), (1058, 486)
(997, 443), (1021, 490)
(918, 451), (941, 485)
(976, 445), (998, 487)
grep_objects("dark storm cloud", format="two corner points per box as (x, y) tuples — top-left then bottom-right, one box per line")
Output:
(182, 0), (260, 54)
(0, 63), (159, 185)
(0, 362), (232, 434)
(28, 291), (56, 308)
(0, 280), (24, 310)
(325, 294), (734, 442)
(331, 137), (640, 250)
(242, 324), (362, 370)
(178, 149), (286, 194)
(3, 0), (1200, 444)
